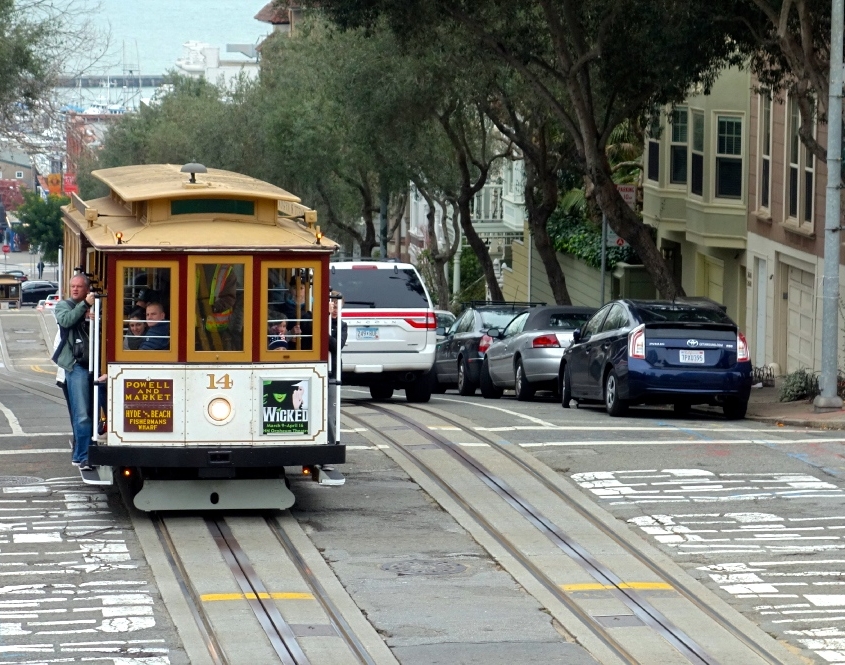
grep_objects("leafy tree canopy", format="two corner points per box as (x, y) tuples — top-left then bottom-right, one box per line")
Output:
(15, 190), (67, 263)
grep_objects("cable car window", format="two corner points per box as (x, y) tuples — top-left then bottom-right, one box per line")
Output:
(115, 261), (178, 362)
(267, 267), (313, 351)
(195, 262), (245, 352)
(171, 199), (254, 216)
(122, 266), (172, 352)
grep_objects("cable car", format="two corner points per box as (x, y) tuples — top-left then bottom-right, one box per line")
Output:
(60, 163), (345, 510)
(0, 273), (21, 309)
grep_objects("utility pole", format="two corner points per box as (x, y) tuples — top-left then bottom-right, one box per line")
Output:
(814, 0), (844, 412)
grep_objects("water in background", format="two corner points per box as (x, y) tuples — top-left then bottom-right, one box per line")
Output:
(90, 0), (269, 76)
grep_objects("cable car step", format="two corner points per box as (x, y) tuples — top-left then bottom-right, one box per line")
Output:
(80, 465), (114, 486)
(317, 466), (346, 486)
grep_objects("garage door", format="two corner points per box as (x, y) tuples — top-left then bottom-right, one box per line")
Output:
(786, 266), (815, 373)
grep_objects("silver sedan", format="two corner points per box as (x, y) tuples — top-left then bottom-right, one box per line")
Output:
(481, 306), (596, 400)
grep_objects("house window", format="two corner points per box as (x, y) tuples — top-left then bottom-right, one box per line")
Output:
(647, 140), (659, 181)
(670, 108), (688, 185)
(760, 93), (771, 209)
(691, 111), (704, 196)
(715, 116), (742, 199)
(15, 171), (23, 179)
(787, 98), (799, 218)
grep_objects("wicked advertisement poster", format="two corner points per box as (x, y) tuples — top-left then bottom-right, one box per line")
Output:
(262, 379), (309, 434)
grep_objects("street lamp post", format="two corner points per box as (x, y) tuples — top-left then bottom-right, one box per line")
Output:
(814, 0), (845, 412)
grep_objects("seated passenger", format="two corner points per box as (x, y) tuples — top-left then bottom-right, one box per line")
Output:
(140, 302), (170, 351)
(268, 314), (299, 350)
(282, 277), (313, 349)
(124, 307), (148, 350)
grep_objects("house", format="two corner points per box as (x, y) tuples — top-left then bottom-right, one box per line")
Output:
(642, 67), (751, 331)
(746, 86), (835, 374)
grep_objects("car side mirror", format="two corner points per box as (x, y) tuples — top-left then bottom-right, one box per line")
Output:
(435, 326), (446, 336)
(486, 327), (501, 339)
(572, 329), (581, 343)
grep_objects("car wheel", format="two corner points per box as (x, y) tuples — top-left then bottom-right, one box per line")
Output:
(405, 368), (434, 403)
(480, 356), (503, 399)
(370, 385), (394, 401)
(674, 402), (691, 417)
(457, 358), (477, 396)
(604, 369), (628, 417)
(514, 360), (535, 401)
(723, 399), (748, 420)
(561, 364), (573, 409)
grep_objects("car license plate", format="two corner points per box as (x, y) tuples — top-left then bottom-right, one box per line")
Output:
(357, 327), (379, 341)
(679, 350), (705, 364)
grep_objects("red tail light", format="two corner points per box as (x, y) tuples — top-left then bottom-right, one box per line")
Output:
(737, 332), (750, 362)
(479, 334), (493, 354)
(532, 334), (560, 348)
(628, 324), (646, 359)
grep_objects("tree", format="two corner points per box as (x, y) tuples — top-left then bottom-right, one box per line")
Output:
(0, 0), (107, 141)
(16, 190), (67, 262)
(319, 0), (744, 298)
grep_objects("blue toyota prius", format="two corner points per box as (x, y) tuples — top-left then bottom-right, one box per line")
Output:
(560, 299), (752, 419)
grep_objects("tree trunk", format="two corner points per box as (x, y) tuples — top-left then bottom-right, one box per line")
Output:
(523, 158), (571, 305)
(458, 199), (503, 301)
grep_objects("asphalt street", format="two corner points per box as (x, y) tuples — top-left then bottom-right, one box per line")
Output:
(2, 305), (845, 663)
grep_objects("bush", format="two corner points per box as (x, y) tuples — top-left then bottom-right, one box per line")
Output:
(778, 368), (819, 402)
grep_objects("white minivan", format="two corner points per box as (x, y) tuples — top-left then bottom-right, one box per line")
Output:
(329, 261), (437, 402)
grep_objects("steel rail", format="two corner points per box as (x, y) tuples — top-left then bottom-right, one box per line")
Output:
(354, 404), (719, 665)
(345, 409), (639, 665)
(151, 515), (227, 665)
(207, 518), (310, 665)
(406, 402), (789, 665)
(267, 516), (378, 665)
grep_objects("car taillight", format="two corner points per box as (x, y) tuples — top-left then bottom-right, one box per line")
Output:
(479, 334), (493, 354)
(628, 324), (646, 359)
(532, 334), (560, 348)
(737, 331), (750, 362)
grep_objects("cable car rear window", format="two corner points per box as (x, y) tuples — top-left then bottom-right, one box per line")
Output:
(330, 268), (430, 309)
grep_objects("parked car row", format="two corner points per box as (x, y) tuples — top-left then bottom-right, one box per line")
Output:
(433, 298), (752, 420)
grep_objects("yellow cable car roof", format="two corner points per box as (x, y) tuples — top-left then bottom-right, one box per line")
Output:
(92, 164), (302, 202)
(63, 164), (336, 252)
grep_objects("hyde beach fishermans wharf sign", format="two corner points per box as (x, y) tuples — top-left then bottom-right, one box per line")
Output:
(124, 379), (174, 432)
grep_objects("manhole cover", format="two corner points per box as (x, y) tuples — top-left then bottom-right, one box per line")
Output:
(0, 476), (44, 487)
(380, 559), (467, 576)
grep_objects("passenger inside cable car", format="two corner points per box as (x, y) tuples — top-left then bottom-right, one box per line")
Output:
(195, 262), (243, 351)
(140, 303), (170, 351)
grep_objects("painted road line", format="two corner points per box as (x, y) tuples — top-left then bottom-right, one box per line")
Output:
(200, 592), (314, 602)
(29, 364), (53, 374)
(0, 400), (24, 435)
(518, 438), (845, 446)
(0, 448), (71, 455)
(0, 433), (71, 439)
(561, 582), (674, 592)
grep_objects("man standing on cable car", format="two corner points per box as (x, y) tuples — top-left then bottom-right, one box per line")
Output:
(54, 274), (95, 469)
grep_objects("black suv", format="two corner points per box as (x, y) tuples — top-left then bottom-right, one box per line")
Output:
(21, 280), (59, 306)
(434, 301), (543, 395)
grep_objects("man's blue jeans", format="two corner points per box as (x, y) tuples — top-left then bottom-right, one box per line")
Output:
(66, 363), (92, 463)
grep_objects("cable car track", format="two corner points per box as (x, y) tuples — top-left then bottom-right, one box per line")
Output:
(402, 402), (787, 665)
(350, 402), (786, 665)
(151, 513), (378, 665)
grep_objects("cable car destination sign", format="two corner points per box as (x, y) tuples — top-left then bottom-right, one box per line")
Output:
(124, 379), (174, 432)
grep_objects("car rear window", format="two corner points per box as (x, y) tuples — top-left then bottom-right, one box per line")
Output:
(330, 267), (430, 309)
(480, 310), (523, 329)
(549, 313), (593, 329)
(636, 304), (733, 324)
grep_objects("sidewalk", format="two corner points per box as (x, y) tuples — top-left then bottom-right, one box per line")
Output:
(744, 380), (845, 430)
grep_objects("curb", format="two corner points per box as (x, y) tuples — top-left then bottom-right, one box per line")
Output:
(745, 413), (845, 431)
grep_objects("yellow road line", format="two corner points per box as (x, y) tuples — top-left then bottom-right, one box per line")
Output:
(200, 592), (314, 602)
(561, 582), (674, 592)
(30, 365), (53, 374)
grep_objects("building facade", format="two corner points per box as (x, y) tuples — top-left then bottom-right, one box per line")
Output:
(642, 67), (752, 329)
